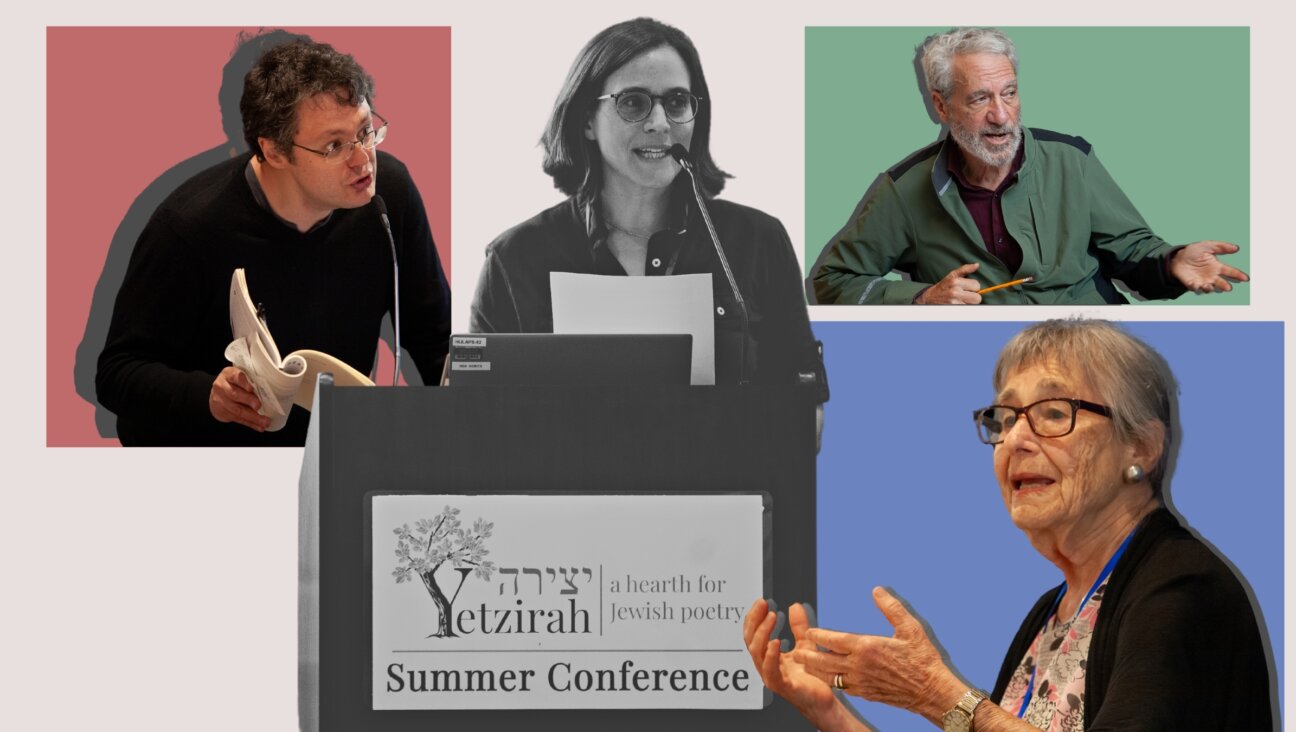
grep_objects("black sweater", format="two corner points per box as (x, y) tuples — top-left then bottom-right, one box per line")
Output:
(96, 152), (450, 446)
(990, 508), (1274, 730)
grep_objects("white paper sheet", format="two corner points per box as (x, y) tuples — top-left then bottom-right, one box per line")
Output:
(550, 272), (714, 385)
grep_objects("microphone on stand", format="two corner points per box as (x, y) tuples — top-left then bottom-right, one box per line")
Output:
(373, 195), (401, 386)
(670, 144), (750, 385)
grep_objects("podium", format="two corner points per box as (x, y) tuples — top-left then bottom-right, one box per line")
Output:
(299, 379), (817, 730)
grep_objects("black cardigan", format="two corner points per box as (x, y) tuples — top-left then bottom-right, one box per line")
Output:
(990, 508), (1274, 730)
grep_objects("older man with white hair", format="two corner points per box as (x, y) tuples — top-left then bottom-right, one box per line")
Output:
(811, 27), (1248, 305)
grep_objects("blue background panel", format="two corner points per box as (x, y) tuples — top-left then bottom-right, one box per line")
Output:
(810, 320), (1282, 730)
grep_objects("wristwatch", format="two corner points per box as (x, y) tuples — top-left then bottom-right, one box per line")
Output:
(941, 688), (989, 732)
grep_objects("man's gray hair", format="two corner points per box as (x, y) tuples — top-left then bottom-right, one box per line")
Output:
(992, 319), (1177, 497)
(921, 27), (1018, 100)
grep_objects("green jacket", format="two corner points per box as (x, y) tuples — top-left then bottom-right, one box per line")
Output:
(811, 128), (1186, 304)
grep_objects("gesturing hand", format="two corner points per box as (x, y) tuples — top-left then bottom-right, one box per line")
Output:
(209, 366), (271, 431)
(743, 599), (839, 720)
(916, 263), (983, 304)
(1169, 241), (1249, 294)
(797, 587), (965, 725)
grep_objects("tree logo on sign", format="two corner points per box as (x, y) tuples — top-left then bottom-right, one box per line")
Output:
(392, 506), (496, 638)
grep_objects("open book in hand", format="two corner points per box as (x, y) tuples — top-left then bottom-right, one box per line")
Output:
(224, 268), (374, 431)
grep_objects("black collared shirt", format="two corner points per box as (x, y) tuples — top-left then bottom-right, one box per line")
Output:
(470, 187), (827, 400)
(573, 183), (693, 277)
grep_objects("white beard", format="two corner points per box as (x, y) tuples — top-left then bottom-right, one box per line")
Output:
(950, 118), (1023, 168)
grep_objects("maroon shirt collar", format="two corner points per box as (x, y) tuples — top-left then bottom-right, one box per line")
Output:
(944, 135), (1026, 275)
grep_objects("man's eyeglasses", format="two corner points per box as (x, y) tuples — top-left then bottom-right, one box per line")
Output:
(293, 113), (389, 164)
(972, 398), (1112, 445)
(595, 90), (701, 124)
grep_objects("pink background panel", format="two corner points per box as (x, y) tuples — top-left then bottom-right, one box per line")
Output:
(47, 26), (451, 447)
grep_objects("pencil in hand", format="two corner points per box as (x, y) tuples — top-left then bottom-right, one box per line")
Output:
(977, 276), (1034, 295)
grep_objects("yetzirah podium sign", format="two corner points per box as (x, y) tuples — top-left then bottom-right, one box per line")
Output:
(369, 494), (767, 710)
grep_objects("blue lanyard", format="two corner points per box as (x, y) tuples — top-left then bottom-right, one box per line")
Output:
(1015, 528), (1137, 718)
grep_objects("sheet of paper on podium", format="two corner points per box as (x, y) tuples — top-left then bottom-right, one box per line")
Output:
(550, 272), (714, 385)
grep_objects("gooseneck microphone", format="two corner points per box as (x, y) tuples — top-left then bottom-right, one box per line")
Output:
(373, 195), (401, 386)
(670, 144), (750, 385)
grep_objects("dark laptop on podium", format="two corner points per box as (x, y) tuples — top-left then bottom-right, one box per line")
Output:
(441, 333), (692, 386)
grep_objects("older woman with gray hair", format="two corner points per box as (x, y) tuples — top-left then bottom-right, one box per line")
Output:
(745, 319), (1272, 730)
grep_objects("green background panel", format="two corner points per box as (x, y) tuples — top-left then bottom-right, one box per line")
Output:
(805, 27), (1250, 305)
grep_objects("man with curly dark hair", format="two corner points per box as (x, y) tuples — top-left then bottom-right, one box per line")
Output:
(97, 37), (450, 446)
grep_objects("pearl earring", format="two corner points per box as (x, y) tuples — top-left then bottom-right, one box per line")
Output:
(1123, 465), (1145, 484)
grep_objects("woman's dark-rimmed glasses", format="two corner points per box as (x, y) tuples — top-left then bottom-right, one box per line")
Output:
(595, 90), (701, 124)
(972, 398), (1112, 445)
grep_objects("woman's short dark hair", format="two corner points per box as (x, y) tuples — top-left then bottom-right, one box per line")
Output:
(241, 39), (374, 161)
(541, 18), (730, 204)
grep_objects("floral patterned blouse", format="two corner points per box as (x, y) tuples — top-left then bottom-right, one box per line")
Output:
(999, 579), (1107, 732)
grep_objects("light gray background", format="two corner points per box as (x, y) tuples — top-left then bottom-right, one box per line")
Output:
(9, 1), (1295, 730)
